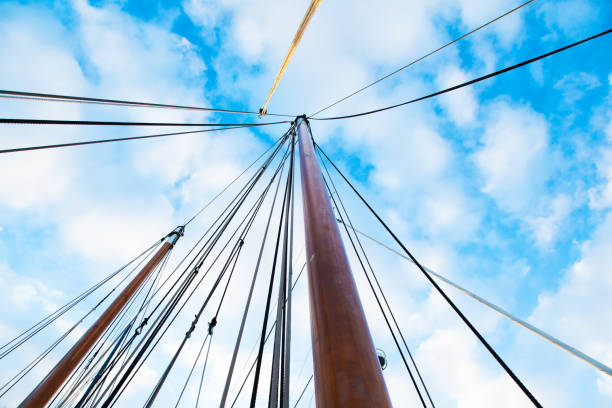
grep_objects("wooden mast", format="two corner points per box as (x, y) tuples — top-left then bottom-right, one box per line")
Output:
(18, 226), (184, 408)
(296, 117), (392, 407)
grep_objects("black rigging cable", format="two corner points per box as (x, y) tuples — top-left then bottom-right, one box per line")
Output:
(310, 0), (536, 117)
(311, 28), (612, 121)
(315, 143), (542, 407)
(0, 89), (296, 118)
(0, 125), (279, 154)
(0, 118), (290, 126)
(269, 132), (295, 408)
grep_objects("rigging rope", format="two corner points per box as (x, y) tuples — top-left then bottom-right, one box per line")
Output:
(269, 133), (295, 408)
(259, 0), (323, 115)
(309, 0), (536, 117)
(315, 142), (543, 407)
(0, 89), (296, 118)
(311, 28), (612, 121)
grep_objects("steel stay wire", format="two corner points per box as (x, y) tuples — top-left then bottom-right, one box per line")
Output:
(0, 89), (296, 118)
(315, 142), (543, 407)
(143, 241), (243, 407)
(311, 28), (612, 121)
(292, 375), (313, 408)
(268, 132), (295, 408)
(310, 0), (536, 117)
(218, 140), (299, 407)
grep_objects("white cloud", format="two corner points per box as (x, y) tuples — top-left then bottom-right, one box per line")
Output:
(526, 194), (573, 249)
(554, 72), (601, 104)
(416, 327), (532, 407)
(473, 101), (552, 215)
(530, 211), (612, 397)
(539, 0), (596, 38)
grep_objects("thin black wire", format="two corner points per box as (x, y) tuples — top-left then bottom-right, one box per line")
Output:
(0, 125), (279, 154)
(310, 0), (536, 117)
(269, 132), (295, 408)
(0, 118), (290, 126)
(143, 242), (242, 407)
(311, 28), (612, 121)
(292, 375), (313, 408)
(316, 143), (542, 407)
(194, 333), (214, 408)
(0, 89), (296, 118)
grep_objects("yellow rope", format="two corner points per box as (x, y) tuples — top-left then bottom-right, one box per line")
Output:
(259, 0), (323, 116)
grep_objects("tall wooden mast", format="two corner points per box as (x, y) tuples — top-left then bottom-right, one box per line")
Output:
(18, 226), (184, 408)
(296, 117), (392, 407)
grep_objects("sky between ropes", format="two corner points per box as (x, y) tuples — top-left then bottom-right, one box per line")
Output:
(0, 0), (611, 407)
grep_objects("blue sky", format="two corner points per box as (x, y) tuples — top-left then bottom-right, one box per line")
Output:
(0, 0), (611, 406)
